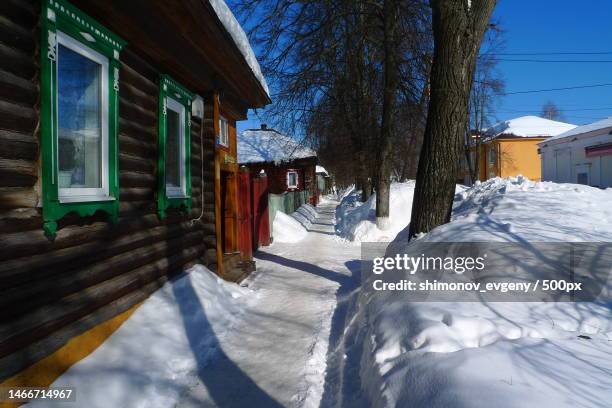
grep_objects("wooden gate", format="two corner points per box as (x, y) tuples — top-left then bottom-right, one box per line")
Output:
(237, 170), (253, 261)
(252, 173), (270, 248)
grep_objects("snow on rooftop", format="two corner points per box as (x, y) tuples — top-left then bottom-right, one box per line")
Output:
(485, 115), (576, 139)
(208, 0), (270, 97)
(315, 165), (328, 175)
(543, 116), (612, 143)
(238, 128), (317, 164)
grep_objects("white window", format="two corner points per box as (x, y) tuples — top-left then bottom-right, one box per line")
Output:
(219, 116), (229, 147)
(57, 31), (110, 203)
(287, 170), (299, 189)
(165, 97), (187, 198)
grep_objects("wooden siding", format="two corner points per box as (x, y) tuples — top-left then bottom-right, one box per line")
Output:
(0, 0), (217, 381)
(243, 159), (318, 198)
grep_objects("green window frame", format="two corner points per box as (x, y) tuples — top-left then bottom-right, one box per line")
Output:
(40, 0), (126, 238)
(157, 75), (194, 219)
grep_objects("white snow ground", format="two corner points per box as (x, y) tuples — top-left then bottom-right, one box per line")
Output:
(32, 201), (360, 408)
(334, 177), (612, 408)
(31, 178), (612, 408)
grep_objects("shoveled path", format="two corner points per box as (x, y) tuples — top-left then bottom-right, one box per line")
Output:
(179, 200), (361, 408)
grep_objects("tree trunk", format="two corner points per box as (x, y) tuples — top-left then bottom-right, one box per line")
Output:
(409, 0), (496, 237)
(375, 0), (399, 230)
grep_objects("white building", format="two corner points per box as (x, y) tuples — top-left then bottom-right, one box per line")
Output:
(539, 117), (612, 188)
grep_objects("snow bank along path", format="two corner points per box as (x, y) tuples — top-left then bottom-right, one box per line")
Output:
(36, 200), (360, 408)
(180, 200), (360, 407)
(342, 178), (612, 408)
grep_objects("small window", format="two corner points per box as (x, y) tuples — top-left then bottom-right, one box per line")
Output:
(219, 116), (229, 147)
(488, 146), (496, 165)
(157, 75), (193, 219)
(40, 0), (125, 238)
(287, 170), (299, 189)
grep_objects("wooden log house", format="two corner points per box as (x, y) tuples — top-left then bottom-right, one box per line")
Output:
(0, 0), (269, 388)
(238, 125), (320, 206)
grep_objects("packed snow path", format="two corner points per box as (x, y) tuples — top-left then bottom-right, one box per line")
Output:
(179, 201), (361, 407)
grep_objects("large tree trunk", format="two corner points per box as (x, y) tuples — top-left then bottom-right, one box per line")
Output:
(375, 0), (399, 230)
(409, 0), (496, 237)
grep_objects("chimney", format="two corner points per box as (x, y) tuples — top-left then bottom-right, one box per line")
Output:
(261, 123), (268, 130)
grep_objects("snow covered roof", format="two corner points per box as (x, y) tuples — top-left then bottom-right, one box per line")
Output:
(484, 116), (576, 140)
(542, 117), (612, 144)
(238, 127), (317, 164)
(315, 165), (328, 176)
(208, 0), (270, 97)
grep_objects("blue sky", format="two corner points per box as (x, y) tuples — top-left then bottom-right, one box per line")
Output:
(238, 0), (612, 134)
(491, 0), (612, 126)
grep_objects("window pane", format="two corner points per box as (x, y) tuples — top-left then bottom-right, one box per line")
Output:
(58, 43), (102, 189)
(219, 118), (229, 146)
(166, 107), (182, 190)
(288, 172), (297, 187)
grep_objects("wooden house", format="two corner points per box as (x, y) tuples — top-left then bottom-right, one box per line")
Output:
(238, 125), (319, 206)
(0, 0), (269, 390)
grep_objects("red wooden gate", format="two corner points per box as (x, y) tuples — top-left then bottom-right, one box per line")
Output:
(237, 170), (253, 261)
(252, 173), (270, 248)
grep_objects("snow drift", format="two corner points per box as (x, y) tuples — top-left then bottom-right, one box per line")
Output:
(336, 181), (416, 242)
(338, 177), (612, 408)
(336, 181), (468, 243)
(272, 204), (318, 243)
(272, 211), (308, 243)
(31, 265), (256, 408)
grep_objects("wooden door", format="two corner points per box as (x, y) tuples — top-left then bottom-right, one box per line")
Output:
(237, 171), (253, 261)
(220, 171), (237, 253)
(252, 174), (270, 248)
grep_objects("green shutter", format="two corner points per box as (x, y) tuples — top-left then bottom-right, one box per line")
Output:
(157, 75), (194, 219)
(40, 0), (126, 238)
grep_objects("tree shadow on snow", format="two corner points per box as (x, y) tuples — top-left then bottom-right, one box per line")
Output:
(171, 275), (283, 408)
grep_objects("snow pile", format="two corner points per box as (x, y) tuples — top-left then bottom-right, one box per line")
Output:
(208, 0), (269, 96)
(315, 165), (328, 175)
(484, 115), (576, 139)
(292, 204), (318, 230)
(343, 177), (612, 408)
(272, 204), (318, 243)
(336, 181), (469, 243)
(336, 181), (416, 242)
(272, 211), (308, 243)
(238, 128), (316, 164)
(32, 265), (255, 408)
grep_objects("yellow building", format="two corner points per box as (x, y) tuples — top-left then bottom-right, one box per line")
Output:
(466, 116), (576, 183)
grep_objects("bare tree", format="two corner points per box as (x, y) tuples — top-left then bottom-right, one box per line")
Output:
(465, 22), (504, 184)
(232, 0), (432, 208)
(409, 0), (497, 237)
(541, 101), (564, 121)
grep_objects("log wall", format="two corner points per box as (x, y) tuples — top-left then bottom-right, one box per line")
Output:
(0, 0), (217, 380)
